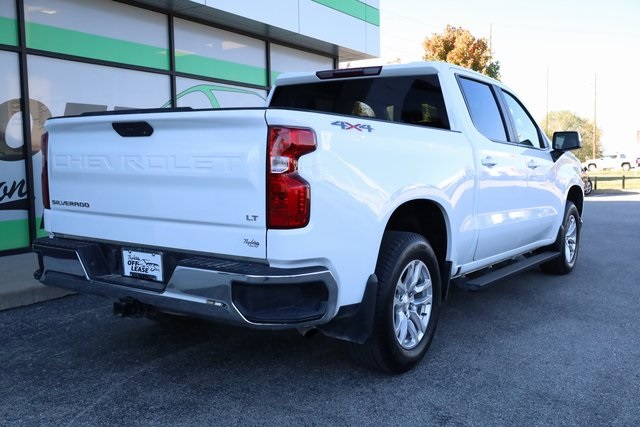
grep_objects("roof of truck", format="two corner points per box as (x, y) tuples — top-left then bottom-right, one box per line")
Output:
(273, 61), (500, 87)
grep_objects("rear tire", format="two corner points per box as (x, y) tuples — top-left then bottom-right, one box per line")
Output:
(541, 202), (580, 275)
(349, 231), (441, 374)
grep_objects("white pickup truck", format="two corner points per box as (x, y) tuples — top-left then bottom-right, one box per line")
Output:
(33, 62), (584, 373)
(583, 153), (634, 171)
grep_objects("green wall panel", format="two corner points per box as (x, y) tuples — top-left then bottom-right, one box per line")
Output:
(0, 219), (30, 251)
(312, 0), (380, 26)
(0, 16), (18, 46)
(176, 54), (267, 87)
(25, 22), (170, 70)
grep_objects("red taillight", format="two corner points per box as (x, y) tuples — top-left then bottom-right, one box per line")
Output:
(267, 126), (316, 229)
(41, 132), (50, 210)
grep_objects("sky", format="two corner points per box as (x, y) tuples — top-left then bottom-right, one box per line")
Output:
(369, 0), (640, 155)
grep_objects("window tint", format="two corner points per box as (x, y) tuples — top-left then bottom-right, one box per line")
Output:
(503, 91), (544, 148)
(458, 77), (506, 141)
(270, 74), (450, 130)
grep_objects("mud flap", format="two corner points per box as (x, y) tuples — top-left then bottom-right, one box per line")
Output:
(318, 274), (378, 344)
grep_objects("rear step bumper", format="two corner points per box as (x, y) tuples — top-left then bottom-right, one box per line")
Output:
(33, 237), (338, 328)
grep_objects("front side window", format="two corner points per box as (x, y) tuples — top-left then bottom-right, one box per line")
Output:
(458, 77), (507, 141)
(503, 91), (544, 149)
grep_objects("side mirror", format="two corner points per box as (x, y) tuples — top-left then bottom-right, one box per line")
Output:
(552, 131), (581, 151)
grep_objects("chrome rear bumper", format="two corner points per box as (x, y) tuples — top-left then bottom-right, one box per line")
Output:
(33, 237), (338, 329)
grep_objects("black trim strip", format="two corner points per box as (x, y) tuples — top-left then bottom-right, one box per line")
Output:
(16, 0), (37, 247)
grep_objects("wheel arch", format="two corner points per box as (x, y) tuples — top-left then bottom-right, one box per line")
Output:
(567, 184), (584, 215)
(384, 199), (451, 300)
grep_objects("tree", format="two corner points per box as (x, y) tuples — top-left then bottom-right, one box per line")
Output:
(541, 110), (602, 162)
(423, 25), (500, 79)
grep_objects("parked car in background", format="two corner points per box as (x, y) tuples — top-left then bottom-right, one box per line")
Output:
(583, 153), (634, 171)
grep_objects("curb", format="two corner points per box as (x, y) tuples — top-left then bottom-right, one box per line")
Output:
(0, 252), (74, 312)
(0, 282), (74, 311)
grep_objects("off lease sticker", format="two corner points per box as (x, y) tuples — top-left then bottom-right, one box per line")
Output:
(122, 249), (163, 282)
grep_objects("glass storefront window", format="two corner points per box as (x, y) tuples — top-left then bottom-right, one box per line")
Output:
(270, 44), (334, 83)
(174, 18), (267, 87)
(175, 77), (266, 109)
(0, 0), (18, 46)
(0, 51), (29, 251)
(28, 55), (171, 116)
(24, 0), (169, 69)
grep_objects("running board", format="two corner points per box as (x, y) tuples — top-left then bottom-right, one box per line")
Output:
(457, 251), (561, 291)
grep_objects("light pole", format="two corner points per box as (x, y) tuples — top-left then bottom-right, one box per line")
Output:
(592, 73), (597, 159)
(545, 66), (549, 135)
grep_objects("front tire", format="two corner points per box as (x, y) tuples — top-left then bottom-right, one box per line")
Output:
(541, 202), (581, 275)
(349, 231), (441, 374)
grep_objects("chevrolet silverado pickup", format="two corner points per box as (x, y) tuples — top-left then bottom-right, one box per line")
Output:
(33, 62), (584, 373)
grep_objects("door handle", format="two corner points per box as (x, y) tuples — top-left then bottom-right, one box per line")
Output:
(527, 160), (539, 169)
(481, 156), (497, 167)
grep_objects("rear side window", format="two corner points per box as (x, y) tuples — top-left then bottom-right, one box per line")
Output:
(458, 77), (507, 141)
(270, 74), (450, 130)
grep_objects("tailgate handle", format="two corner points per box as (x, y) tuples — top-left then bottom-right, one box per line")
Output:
(112, 121), (154, 137)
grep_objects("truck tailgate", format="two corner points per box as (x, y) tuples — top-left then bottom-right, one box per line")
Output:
(44, 109), (268, 259)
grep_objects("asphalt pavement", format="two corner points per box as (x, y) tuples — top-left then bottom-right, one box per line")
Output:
(1, 191), (639, 425)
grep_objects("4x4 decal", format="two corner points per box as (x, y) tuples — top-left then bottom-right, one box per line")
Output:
(331, 121), (374, 132)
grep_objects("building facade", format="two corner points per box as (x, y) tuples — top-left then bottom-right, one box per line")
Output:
(0, 0), (380, 255)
